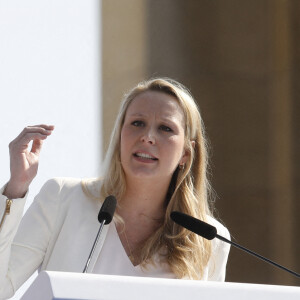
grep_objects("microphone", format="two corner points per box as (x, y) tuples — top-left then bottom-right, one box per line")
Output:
(98, 195), (117, 224)
(171, 211), (217, 240)
(83, 195), (117, 273)
(170, 211), (300, 279)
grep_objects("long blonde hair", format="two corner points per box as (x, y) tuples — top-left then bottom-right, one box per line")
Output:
(84, 78), (214, 279)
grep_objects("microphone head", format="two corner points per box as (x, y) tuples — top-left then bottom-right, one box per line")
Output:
(170, 211), (217, 240)
(98, 195), (117, 224)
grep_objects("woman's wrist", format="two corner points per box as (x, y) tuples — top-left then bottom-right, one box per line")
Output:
(3, 181), (29, 199)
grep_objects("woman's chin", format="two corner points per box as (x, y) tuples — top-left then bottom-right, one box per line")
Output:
(128, 170), (158, 180)
(125, 167), (173, 183)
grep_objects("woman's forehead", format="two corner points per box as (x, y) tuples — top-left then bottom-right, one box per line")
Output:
(126, 90), (185, 122)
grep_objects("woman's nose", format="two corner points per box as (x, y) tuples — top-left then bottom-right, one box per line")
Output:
(141, 128), (156, 144)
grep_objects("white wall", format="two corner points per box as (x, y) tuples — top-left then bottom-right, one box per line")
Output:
(0, 1), (102, 299)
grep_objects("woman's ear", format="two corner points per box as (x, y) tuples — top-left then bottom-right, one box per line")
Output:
(180, 140), (195, 165)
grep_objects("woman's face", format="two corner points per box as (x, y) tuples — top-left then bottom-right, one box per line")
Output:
(120, 90), (189, 183)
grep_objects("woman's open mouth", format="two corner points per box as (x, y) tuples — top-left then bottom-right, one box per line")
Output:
(133, 152), (158, 161)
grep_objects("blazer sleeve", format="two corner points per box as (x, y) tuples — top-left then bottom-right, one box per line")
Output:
(0, 179), (62, 300)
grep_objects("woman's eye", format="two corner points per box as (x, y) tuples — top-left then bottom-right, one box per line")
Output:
(160, 125), (172, 132)
(131, 120), (144, 127)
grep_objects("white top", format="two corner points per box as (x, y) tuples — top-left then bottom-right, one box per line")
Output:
(93, 216), (231, 281)
(93, 222), (175, 278)
(0, 178), (230, 299)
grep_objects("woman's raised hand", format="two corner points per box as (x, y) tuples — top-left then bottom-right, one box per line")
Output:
(3, 125), (54, 199)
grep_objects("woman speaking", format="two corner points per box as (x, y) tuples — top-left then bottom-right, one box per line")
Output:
(0, 78), (230, 299)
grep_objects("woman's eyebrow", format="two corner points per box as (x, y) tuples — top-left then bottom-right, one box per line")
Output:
(127, 113), (147, 117)
(127, 112), (183, 127)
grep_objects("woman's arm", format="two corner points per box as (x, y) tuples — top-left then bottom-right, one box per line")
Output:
(0, 125), (54, 299)
(0, 188), (28, 299)
(3, 124), (54, 199)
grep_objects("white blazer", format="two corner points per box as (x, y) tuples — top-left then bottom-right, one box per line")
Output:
(0, 178), (230, 299)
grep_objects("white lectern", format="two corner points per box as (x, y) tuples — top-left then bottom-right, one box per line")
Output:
(21, 271), (300, 300)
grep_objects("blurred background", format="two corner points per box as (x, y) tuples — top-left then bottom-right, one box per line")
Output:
(0, 1), (299, 298)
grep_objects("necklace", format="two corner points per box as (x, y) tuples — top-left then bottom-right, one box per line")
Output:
(123, 229), (135, 264)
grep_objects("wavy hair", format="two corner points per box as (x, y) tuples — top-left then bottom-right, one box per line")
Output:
(83, 78), (214, 279)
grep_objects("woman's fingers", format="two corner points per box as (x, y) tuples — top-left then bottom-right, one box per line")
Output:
(19, 125), (54, 139)
(10, 125), (54, 152)
(19, 133), (50, 148)
(27, 124), (54, 130)
(30, 138), (44, 155)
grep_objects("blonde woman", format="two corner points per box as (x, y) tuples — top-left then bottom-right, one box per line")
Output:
(0, 78), (230, 299)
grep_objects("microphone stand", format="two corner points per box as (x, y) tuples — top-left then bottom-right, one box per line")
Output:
(82, 195), (116, 273)
(83, 220), (106, 273)
(216, 234), (300, 278)
(170, 211), (300, 279)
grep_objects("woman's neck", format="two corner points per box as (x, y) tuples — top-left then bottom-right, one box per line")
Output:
(119, 176), (170, 222)
(115, 176), (170, 265)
